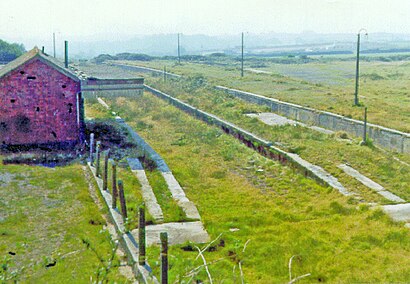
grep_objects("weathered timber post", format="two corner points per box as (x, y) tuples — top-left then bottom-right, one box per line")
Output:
(89, 133), (95, 165)
(160, 232), (168, 284)
(96, 141), (101, 177)
(138, 203), (146, 266)
(103, 149), (110, 191)
(118, 180), (127, 220)
(112, 161), (117, 209)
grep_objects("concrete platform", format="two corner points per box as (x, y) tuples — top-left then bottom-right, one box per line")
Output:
(383, 203), (410, 223)
(132, 221), (210, 246)
(246, 112), (334, 135)
(127, 158), (164, 222)
(339, 164), (405, 203)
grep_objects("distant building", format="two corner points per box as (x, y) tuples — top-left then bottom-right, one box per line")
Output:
(0, 47), (84, 147)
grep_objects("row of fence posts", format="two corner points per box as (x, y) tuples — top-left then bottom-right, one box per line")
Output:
(89, 133), (169, 283)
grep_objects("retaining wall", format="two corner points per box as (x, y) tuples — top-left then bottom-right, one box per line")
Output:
(145, 85), (349, 195)
(216, 86), (410, 154)
(109, 63), (181, 79)
(81, 78), (144, 99)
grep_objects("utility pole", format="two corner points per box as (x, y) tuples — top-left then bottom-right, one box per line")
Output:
(53, 32), (56, 58)
(354, 29), (367, 106)
(241, 32), (244, 77)
(177, 33), (181, 64)
(64, 40), (68, 68)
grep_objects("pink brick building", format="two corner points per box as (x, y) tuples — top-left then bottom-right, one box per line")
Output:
(0, 47), (84, 147)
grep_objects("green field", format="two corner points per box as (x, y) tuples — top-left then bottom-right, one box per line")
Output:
(145, 76), (410, 202)
(0, 161), (129, 283)
(85, 63), (409, 205)
(114, 55), (410, 132)
(85, 89), (410, 283)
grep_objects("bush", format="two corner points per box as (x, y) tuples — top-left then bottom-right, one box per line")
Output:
(363, 72), (385, 80)
(93, 54), (117, 64)
(115, 53), (153, 61)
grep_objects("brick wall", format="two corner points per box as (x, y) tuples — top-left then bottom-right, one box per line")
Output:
(0, 58), (82, 146)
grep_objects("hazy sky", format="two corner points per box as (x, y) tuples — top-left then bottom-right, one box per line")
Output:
(1, 0), (409, 44)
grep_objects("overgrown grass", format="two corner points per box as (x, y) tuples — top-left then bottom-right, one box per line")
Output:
(0, 162), (128, 282)
(86, 93), (410, 283)
(145, 169), (187, 222)
(139, 76), (409, 203)
(116, 165), (154, 227)
(87, 102), (189, 225)
(116, 57), (410, 132)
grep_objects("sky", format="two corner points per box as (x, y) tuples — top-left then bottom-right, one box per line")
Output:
(1, 0), (409, 46)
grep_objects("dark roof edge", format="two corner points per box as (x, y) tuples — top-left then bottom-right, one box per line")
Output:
(0, 47), (81, 82)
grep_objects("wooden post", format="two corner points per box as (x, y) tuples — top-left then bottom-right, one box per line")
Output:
(118, 180), (127, 220)
(160, 232), (168, 284)
(89, 133), (94, 165)
(103, 150), (110, 191)
(112, 161), (117, 209)
(138, 203), (146, 266)
(96, 141), (101, 177)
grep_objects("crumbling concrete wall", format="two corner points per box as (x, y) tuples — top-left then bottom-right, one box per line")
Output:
(81, 78), (144, 99)
(216, 86), (410, 154)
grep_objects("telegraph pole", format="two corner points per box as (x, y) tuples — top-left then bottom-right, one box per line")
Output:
(354, 29), (367, 106)
(53, 32), (56, 58)
(177, 33), (181, 64)
(241, 32), (244, 77)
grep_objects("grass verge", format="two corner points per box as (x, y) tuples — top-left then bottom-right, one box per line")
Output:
(86, 93), (410, 283)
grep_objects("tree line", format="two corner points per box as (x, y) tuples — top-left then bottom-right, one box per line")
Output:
(0, 39), (25, 63)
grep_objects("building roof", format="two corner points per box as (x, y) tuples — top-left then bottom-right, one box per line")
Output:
(0, 47), (87, 81)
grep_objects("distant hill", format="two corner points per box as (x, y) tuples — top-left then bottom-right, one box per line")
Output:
(0, 39), (25, 63)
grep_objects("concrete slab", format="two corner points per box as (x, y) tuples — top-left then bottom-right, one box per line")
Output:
(383, 203), (410, 223)
(161, 172), (201, 220)
(338, 164), (405, 203)
(245, 68), (272, 75)
(127, 158), (164, 222)
(132, 221), (210, 246)
(97, 97), (110, 109)
(246, 113), (333, 135)
(287, 153), (351, 196)
(247, 112), (299, 126)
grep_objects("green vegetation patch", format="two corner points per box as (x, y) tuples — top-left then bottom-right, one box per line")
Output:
(0, 162), (128, 282)
(119, 57), (410, 132)
(86, 93), (410, 283)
